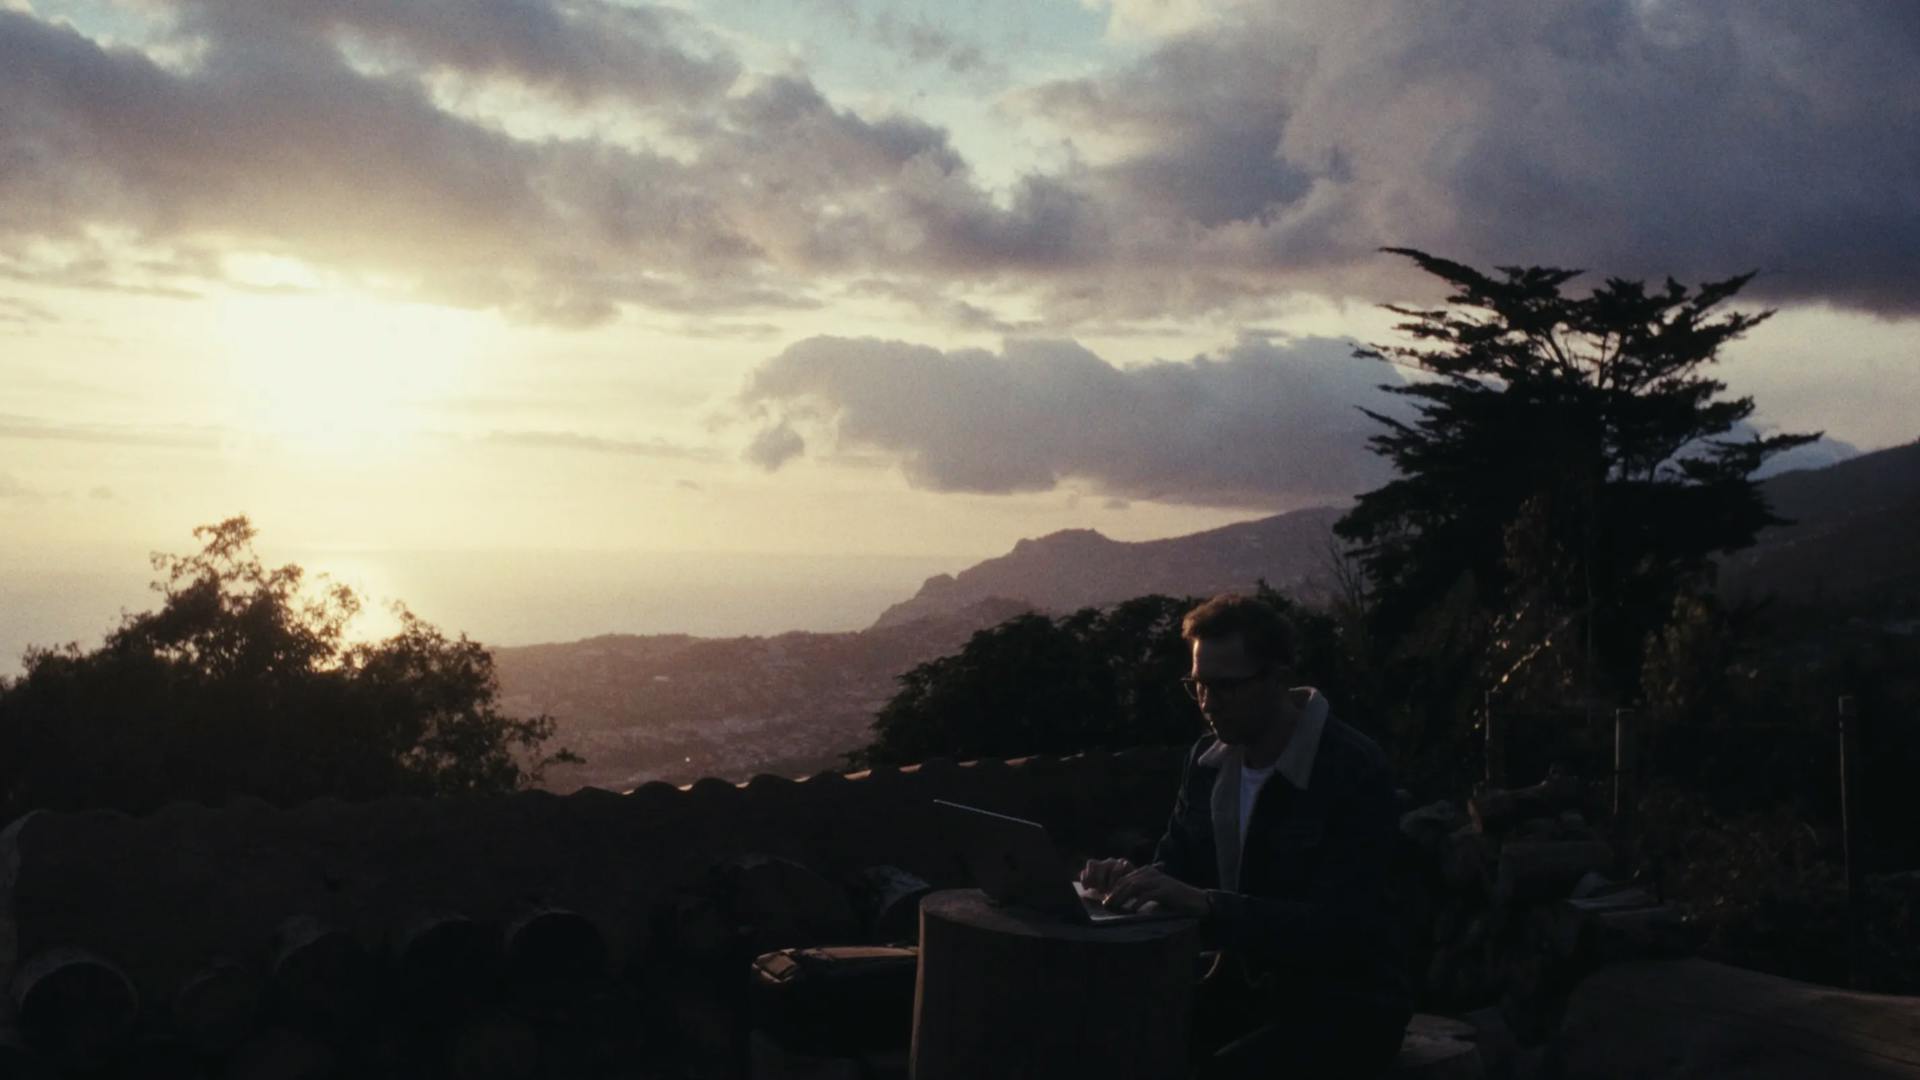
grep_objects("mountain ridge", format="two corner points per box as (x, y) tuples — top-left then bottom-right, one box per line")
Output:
(495, 436), (1918, 790)
(870, 504), (1349, 629)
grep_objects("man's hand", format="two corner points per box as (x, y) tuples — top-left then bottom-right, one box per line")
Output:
(1078, 857), (1136, 895)
(1103, 864), (1210, 917)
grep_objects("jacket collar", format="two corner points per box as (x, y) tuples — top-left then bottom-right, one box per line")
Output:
(1199, 688), (1329, 892)
(1195, 687), (1329, 791)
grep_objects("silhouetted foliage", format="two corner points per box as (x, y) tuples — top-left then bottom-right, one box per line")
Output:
(1638, 595), (1920, 860)
(855, 586), (1356, 767)
(1335, 249), (1817, 784)
(0, 517), (577, 822)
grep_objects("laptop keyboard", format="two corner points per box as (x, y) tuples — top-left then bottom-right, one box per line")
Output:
(1073, 881), (1163, 919)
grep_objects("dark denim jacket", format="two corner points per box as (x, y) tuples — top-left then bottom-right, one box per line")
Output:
(1152, 716), (1410, 1014)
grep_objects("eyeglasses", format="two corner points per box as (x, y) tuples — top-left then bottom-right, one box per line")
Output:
(1179, 672), (1268, 702)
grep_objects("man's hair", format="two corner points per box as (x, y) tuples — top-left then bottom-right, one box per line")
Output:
(1180, 593), (1298, 668)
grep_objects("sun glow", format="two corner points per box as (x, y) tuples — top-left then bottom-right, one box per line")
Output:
(214, 288), (484, 455)
(297, 554), (411, 646)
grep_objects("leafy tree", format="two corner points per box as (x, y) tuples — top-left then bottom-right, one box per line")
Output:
(0, 517), (576, 822)
(1335, 250), (1816, 774)
(857, 611), (1136, 768)
(855, 587), (1354, 767)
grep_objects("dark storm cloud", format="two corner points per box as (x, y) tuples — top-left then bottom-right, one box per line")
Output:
(5, 1), (1916, 324)
(1021, 0), (1920, 314)
(740, 335), (1409, 509)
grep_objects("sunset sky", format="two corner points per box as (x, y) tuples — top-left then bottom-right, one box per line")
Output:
(3, 0), (1917, 666)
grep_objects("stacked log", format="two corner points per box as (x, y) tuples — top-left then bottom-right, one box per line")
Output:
(0, 907), (653, 1079)
(268, 915), (371, 1039)
(1400, 773), (1701, 1078)
(171, 957), (261, 1058)
(7, 947), (140, 1072)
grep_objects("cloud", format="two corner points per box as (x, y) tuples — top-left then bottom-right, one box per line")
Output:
(478, 429), (717, 460)
(0, 294), (57, 327)
(744, 420), (805, 472)
(5, 2), (1917, 325)
(0, 8), (979, 322)
(868, 11), (991, 75)
(740, 334), (1409, 509)
(1019, 0), (1920, 315)
(0, 471), (40, 500)
(0, 413), (222, 449)
(154, 0), (740, 108)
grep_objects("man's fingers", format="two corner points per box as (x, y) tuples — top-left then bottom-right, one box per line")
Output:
(1105, 865), (1161, 908)
(1082, 857), (1134, 891)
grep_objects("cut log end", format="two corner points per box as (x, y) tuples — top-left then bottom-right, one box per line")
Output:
(9, 947), (141, 1072)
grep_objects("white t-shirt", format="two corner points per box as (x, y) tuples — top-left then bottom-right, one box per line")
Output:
(1239, 761), (1275, 852)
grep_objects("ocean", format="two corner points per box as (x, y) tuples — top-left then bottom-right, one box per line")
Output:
(0, 547), (967, 677)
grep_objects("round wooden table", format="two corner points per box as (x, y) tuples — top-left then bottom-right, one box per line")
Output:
(909, 888), (1201, 1080)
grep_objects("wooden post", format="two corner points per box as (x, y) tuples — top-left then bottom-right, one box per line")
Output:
(1837, 694), (1862, 989)
(910, 890), (1198, 1080)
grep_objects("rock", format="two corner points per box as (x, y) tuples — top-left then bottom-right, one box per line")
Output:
(1443, 829), (1494, 895)
(1460, 1006), (1517, 1080)
(1470, 775), (1583, 835)
(1546, 887), (1661, 959)
(1568, 871), (1623, 900)
(844, 866), (932, 945)
(1561, 957), (1920, 1079)
(1392, 1023), (1486, 1078)
(1585, 905), (1695, 964)
(1402, 802), (1471, 863)
(711, 855), (858, 955)
(1495, 842), (1613, 906)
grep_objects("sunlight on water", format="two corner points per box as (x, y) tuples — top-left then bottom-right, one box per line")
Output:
(0, 548), (963, 678)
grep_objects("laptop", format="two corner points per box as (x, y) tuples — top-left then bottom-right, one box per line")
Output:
(934, 799), (1189, 925)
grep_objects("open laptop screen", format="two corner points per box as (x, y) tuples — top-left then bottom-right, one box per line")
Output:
(933, 799), (1180, 924)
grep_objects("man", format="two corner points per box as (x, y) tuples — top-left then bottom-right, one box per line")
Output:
(1081, 593), (1410, 1078)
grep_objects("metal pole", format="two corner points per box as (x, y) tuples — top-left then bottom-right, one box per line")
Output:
(1838, 694), (1860, 988)
(1483, 691), (1496, 788)
(1613, 708), (1635, 821)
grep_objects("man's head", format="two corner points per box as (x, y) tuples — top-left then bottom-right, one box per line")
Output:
(1180, 593), (1298, 748)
